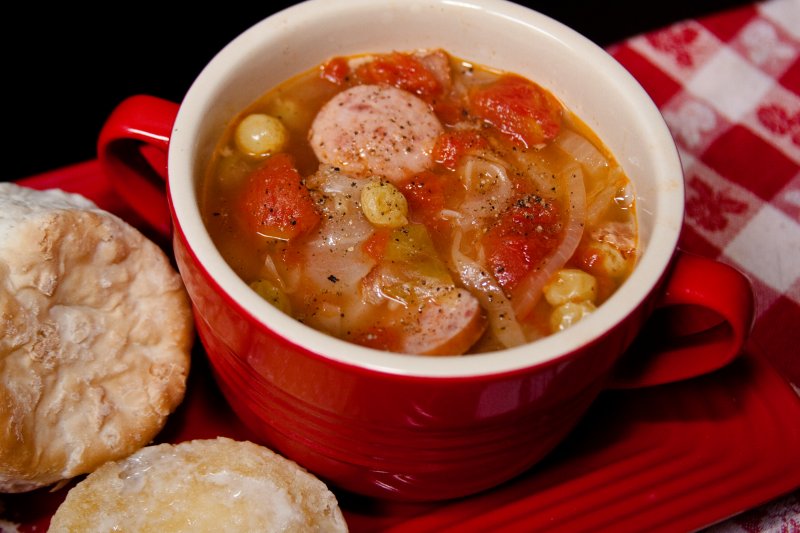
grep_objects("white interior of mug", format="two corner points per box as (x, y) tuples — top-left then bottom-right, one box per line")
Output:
(169, 0), (684, 377)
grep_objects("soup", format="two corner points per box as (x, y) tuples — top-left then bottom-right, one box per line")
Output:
(201, 49), (637, 355)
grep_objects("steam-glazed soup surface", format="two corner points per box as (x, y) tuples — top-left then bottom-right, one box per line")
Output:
(201, 49), (638, 355)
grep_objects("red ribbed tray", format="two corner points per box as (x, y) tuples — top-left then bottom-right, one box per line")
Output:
(3, 160), (800, 532)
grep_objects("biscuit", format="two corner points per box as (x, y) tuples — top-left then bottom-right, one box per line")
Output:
(0, 183), (193, 492)
(48, 437), (349, 532)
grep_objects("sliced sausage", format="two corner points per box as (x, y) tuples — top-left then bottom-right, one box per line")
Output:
(398, 288), (486, 356)
(309, 84), (443, 183)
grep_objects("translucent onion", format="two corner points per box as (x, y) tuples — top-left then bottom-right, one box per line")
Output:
(300, 166), (376, 291)
(585, 166), (629, 226)
(457, 155), (515, 227)
(555, 129), (608, 175)
(305, 166), (374, 250)
(451, 231), (526, 349)
(262, 254), (291, 292)
(511, 165), (587, 320)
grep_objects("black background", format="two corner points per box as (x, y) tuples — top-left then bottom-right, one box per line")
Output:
(4, 1), (753, 182)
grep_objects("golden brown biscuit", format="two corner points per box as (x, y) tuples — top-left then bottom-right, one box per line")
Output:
(49, 437), (349, 532)
(0, 183), (193, 492)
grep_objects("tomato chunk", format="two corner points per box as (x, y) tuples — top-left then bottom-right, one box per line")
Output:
(320, 56), (350, 85)
(432, 97), (466, 127)
(482, 195), (563, 290)
(238, 153), (320, 240)
(469, 74), (562, 149)
(354, 52), (443, 100)
(399, 171), (450, 235)
(401, 171), (446, 215)
(362, 228), (391, 260)
(432, 130), (489, 170)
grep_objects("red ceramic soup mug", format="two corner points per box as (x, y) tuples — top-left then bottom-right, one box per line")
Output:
(98, 0), (754, 501)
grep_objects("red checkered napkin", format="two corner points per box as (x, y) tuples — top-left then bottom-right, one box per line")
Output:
(608, 0), (800, 388)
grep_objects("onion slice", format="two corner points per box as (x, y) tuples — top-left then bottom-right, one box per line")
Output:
(511, 165), (587, 320)
(457, 155), (515, 228)
(555, 129), (608, 175)
(451, 230), (526, 349)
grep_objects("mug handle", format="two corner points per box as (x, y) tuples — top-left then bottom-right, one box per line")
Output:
(97, 95), (180, 238)
(609, 249), (755, 388)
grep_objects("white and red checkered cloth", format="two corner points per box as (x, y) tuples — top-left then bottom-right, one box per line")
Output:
(608, 0), (799, 530)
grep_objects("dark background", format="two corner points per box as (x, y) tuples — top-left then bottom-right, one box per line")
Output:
(4, 1), (753, 182)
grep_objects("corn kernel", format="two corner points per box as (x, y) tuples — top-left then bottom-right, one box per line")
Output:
(360, 180), (409, 228)
(235, 113), (288, 156)
(249, 279), (292, 314)
(589, 241), (628, 277)
(550, 301), (596, 332)
(543, 268), (597, 307)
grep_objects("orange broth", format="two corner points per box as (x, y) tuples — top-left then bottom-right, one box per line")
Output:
(201, 49), (637, 355)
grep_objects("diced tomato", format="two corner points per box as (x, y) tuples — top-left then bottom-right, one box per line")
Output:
(400, 171), (446, 215)
(320, 56), (350, 85)
(238, 153), (320, 240)
(362, 228), (391, 260)
(482, 195), (563, 290)
(469, 74), (562, 149)
(432, 130), (489, 170)
(432, 97), (466, 126)
(399, 171), (450, 235)
(354, 52), (443, 100)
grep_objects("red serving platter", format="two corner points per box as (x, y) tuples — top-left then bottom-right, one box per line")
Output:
(3, 160), (800, 532)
